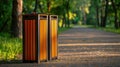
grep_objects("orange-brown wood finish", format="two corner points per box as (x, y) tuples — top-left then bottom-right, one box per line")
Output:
(48, 15), (58, 60)
(23, 14), (48, 63)
(24, 19), (36, 61)
(51, 19), (58, 58)
(39, 19), (48, 61)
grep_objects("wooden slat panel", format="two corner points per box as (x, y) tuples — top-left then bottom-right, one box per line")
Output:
(43, 20), (48, 60)
(39, 19), (48, 61)
(25, 20), (27, 60)
(29, 20), (33, 60)
(32, 20), (36, 61)
(23, 14), (49, 62)
(54, 20), (58, 58)
(23, 15), (37, 62)
(39, 21), (44, 60)
(51, 20), (54, 58)
(27, 20), (29, 60)
(27, 20), (30, 60)
(51, 19), (58, 58)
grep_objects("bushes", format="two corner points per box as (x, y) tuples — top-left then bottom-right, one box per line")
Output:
(0, 33), (22, 61)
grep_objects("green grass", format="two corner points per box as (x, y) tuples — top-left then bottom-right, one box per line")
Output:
(0, 33), (22, 61)
(97, 27), (120, 34)
(80, 25), (120, 34)
(58, 27), (71, 34)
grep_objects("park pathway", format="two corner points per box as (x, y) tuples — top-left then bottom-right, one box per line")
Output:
(1, 26), (120, 67)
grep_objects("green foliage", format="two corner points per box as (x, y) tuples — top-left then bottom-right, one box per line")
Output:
(23, 0), (35, 13)
(0, 0), (12, 32)
(0, 33), (22, 61)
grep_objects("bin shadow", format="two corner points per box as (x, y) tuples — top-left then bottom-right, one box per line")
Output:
(0, 60), (23, 64)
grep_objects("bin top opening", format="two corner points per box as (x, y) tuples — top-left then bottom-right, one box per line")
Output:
(23, 13), (48, 16)
(50, 15), (58, 20)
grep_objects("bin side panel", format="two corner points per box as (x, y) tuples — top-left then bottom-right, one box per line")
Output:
(39, 19), (48, 61)
(32, 20), (37, 60)
(54, 19), (58, 58)
(24, 20), (28, 60)
(23, 19), (36, 62)
(51, 19), (58, 59)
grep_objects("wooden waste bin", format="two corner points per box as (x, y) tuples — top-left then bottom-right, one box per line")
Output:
(23, 14), (48, 63)
(48, 15), (58, 60)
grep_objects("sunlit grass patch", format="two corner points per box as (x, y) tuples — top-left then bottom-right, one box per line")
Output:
(0, 33), (22, 61)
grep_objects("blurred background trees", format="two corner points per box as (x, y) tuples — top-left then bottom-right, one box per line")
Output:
(0, 0), (120, 38)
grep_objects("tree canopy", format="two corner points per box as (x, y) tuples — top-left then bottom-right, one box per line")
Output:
(0, 0), (120, 37)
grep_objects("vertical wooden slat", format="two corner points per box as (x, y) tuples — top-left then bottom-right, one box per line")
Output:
(28, 20), (31, 60)
(44, 19), (47, 60)
(29, 20), (31, 60)
(51, 19), (54, 58)
(33, 20), (36, 61)
(25, 20), (27, 60)
(27, 20), (29, 60)
(31, 19), (33, 61)
(30, 20), (32, 60)
(54, 19), (57, 58)
(39, 20), (44, 61)
(26, 20), (28, 60)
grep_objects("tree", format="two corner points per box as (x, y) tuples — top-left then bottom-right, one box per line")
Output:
(0, 0), (12, 32)
(33, 0), (38, 12)
(101, 0), (109, 27)
(11, 0), (23, 38)
(111, 0), (119, 29)
(66, 0), (70, 27)
(47, 0), (51, 13)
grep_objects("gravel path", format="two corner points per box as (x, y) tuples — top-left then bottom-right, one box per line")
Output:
(1, 27), (120, 67)
(59, 27), (120, 44)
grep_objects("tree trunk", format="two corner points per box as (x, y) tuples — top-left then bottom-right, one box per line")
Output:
(100, 2), (104, 27)
(47, 0), (51, 13)
(66, 0), (70, 27)
(96, 6), (100, 26)
(11, 0), (23, 38)
(102, 0), (108, 27)
(62, 0), (67, 28)
(81, 7), (86, 25)
(111, 0), (119, 29)
(83, 12), (86, 25)
(33, 0), (38, 12)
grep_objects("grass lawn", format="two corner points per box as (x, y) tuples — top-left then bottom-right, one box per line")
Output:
(97, 27), (120, 34)
(58, 27), (71, 34)
(80, 25), (120, 34)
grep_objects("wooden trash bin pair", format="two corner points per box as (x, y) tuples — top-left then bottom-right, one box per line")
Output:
(22, 14), (58, 63)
